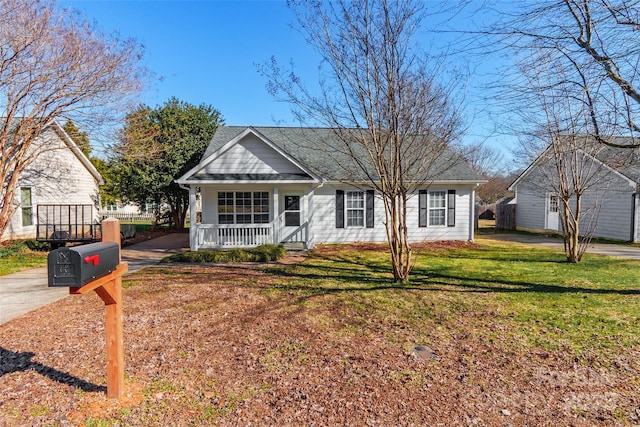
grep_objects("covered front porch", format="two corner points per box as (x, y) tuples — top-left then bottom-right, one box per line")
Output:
(186, 185), (316, 251)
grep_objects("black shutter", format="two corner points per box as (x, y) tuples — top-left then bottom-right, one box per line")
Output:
(419, 190), (428, 227)
(366, 190), (374, 228)
(447, 190), (456, 227)
(336, 190), (344, 228)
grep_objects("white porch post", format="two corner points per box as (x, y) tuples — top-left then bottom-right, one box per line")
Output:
(189, 186), (198, 251)
(469, 187), (476, 242)
(306, 186), (315, 249)
(273, 187), (279, 244)
(631, 193), (640, 243)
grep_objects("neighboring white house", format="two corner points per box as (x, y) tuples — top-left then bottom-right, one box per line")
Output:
(509, 140), (640, 242)
(1, 120), (103, 241)
(176, 126), (485, 251)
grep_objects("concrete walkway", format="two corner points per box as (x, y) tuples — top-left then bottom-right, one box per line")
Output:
(0, 233), (189, 325)
(482, 233), (640, 260)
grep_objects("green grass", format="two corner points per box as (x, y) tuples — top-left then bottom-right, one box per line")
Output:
(162, 244), (286, 263)
(262, 239), (640, 360)
(0, 240), (48, 276)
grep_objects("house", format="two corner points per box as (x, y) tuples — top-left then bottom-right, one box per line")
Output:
(1, 120), (103, 241)
(509, 138), (640, 242)
(176, 126), (485, 251)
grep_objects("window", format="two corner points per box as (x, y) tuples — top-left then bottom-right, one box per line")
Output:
(549, 195), (559, 213)
(419, 190), (456, 227)
(218, 191), (270, 224)
(346, 191), (364, 227)
(284, 195), (301, 226)
(253, 192), (270, 223)
(20, 187), (33, 226)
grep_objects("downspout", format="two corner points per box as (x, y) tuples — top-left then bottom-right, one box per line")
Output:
(469, 184), (478, 242)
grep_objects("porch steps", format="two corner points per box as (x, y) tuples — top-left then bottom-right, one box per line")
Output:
(282, 242), (305, 251)
(282, 242), (308, 257)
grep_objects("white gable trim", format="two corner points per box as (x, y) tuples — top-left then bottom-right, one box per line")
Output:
(49, 120), (104, 185)
(177, 127), (322, 184)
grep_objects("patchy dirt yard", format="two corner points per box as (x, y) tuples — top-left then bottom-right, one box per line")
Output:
(1, 246), (639, 426)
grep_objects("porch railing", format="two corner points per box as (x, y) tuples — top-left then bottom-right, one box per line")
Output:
(196, 223), (275, 249)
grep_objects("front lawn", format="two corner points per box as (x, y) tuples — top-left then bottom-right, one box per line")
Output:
(0, 240), (48, 276)
(0, 240), (638, 425)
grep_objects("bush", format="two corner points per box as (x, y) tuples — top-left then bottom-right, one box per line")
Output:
(162, 244), (286, 263)
(24, 239), (51, 252)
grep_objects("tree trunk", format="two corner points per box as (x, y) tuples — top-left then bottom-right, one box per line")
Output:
(383, 192), (412, 283)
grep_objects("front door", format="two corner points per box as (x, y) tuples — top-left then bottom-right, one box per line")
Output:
(280, 194), (305, 243)
(546, 194), (560, 231)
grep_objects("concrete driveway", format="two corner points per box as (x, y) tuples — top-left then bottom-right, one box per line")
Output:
(0, 233), (189, 325)
(482, 233), (640, 260)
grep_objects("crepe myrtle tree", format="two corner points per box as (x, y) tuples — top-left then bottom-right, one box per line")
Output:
(515, 55), (624, 263)
(260, 0), (465, 283)
(109, 98), (223, 230)
(0, 0), (145, 239)
(491, 0), (640, 149)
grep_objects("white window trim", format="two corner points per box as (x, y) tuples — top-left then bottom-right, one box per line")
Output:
(345, 190), (365, 228)
(217, 191), (270, 225)
(20, 186), (35, 228)
(428, 190), (447, 227)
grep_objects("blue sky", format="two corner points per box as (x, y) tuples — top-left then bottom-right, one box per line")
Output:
(63, 0), (515, 165)
(65, 0), (321, 126)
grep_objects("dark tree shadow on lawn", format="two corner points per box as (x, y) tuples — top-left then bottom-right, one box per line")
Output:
(261, 256), (640, 297)
(0, 346), (106, 393)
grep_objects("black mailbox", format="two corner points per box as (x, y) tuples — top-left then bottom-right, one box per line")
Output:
(48, 242), (120, 287)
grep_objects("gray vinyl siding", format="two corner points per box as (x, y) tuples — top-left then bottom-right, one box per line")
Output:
(514, 161), (637, 241)
(513, 183), (548, 231)
(576, 178), (635, 241)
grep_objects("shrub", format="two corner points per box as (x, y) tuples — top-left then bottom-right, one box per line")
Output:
(162, 244), (286, 263)
(24, 239), (51, 252)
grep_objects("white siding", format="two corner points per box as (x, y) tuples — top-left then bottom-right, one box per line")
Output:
(199, 134), (306, 175)
(195, 182), (477, 248)
(310, 184), (475, 244)
(2, 127), (100, 240)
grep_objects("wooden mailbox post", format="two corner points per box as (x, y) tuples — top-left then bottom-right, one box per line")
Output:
(69, 218), (127, 399)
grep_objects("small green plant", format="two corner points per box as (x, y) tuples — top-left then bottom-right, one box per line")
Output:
(84, 418), (112, 427)
(162, 244), (286, 263)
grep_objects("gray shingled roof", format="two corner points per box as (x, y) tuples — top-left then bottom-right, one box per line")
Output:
(591, 137), (640, 183)
(199, 126), (485, 183)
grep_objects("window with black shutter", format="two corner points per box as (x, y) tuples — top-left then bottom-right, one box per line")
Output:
(418, 190), (428, 227)
(336, 190), (344, 228)
(447, 190), (456, 227)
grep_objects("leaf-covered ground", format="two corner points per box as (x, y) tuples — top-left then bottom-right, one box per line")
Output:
(1, 242), (639, 426)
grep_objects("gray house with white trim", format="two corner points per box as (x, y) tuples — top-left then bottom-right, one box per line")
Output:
(176, 126), (485, 251)
(509, 140), (640, 242)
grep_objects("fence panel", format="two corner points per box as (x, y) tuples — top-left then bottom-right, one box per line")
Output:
(495, 198), (516, 230)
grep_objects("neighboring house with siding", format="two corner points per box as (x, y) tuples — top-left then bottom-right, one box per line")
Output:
(176, 126), (485, 251)
(509, 139), (640, 242)
(1, 120), (103, 241)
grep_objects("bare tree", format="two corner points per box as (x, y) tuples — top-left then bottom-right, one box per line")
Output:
(514, 55), (622, 262)
(261, 0), (465, 282)
(0, 0), (145, 238)
(492, 0), (640, 148)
